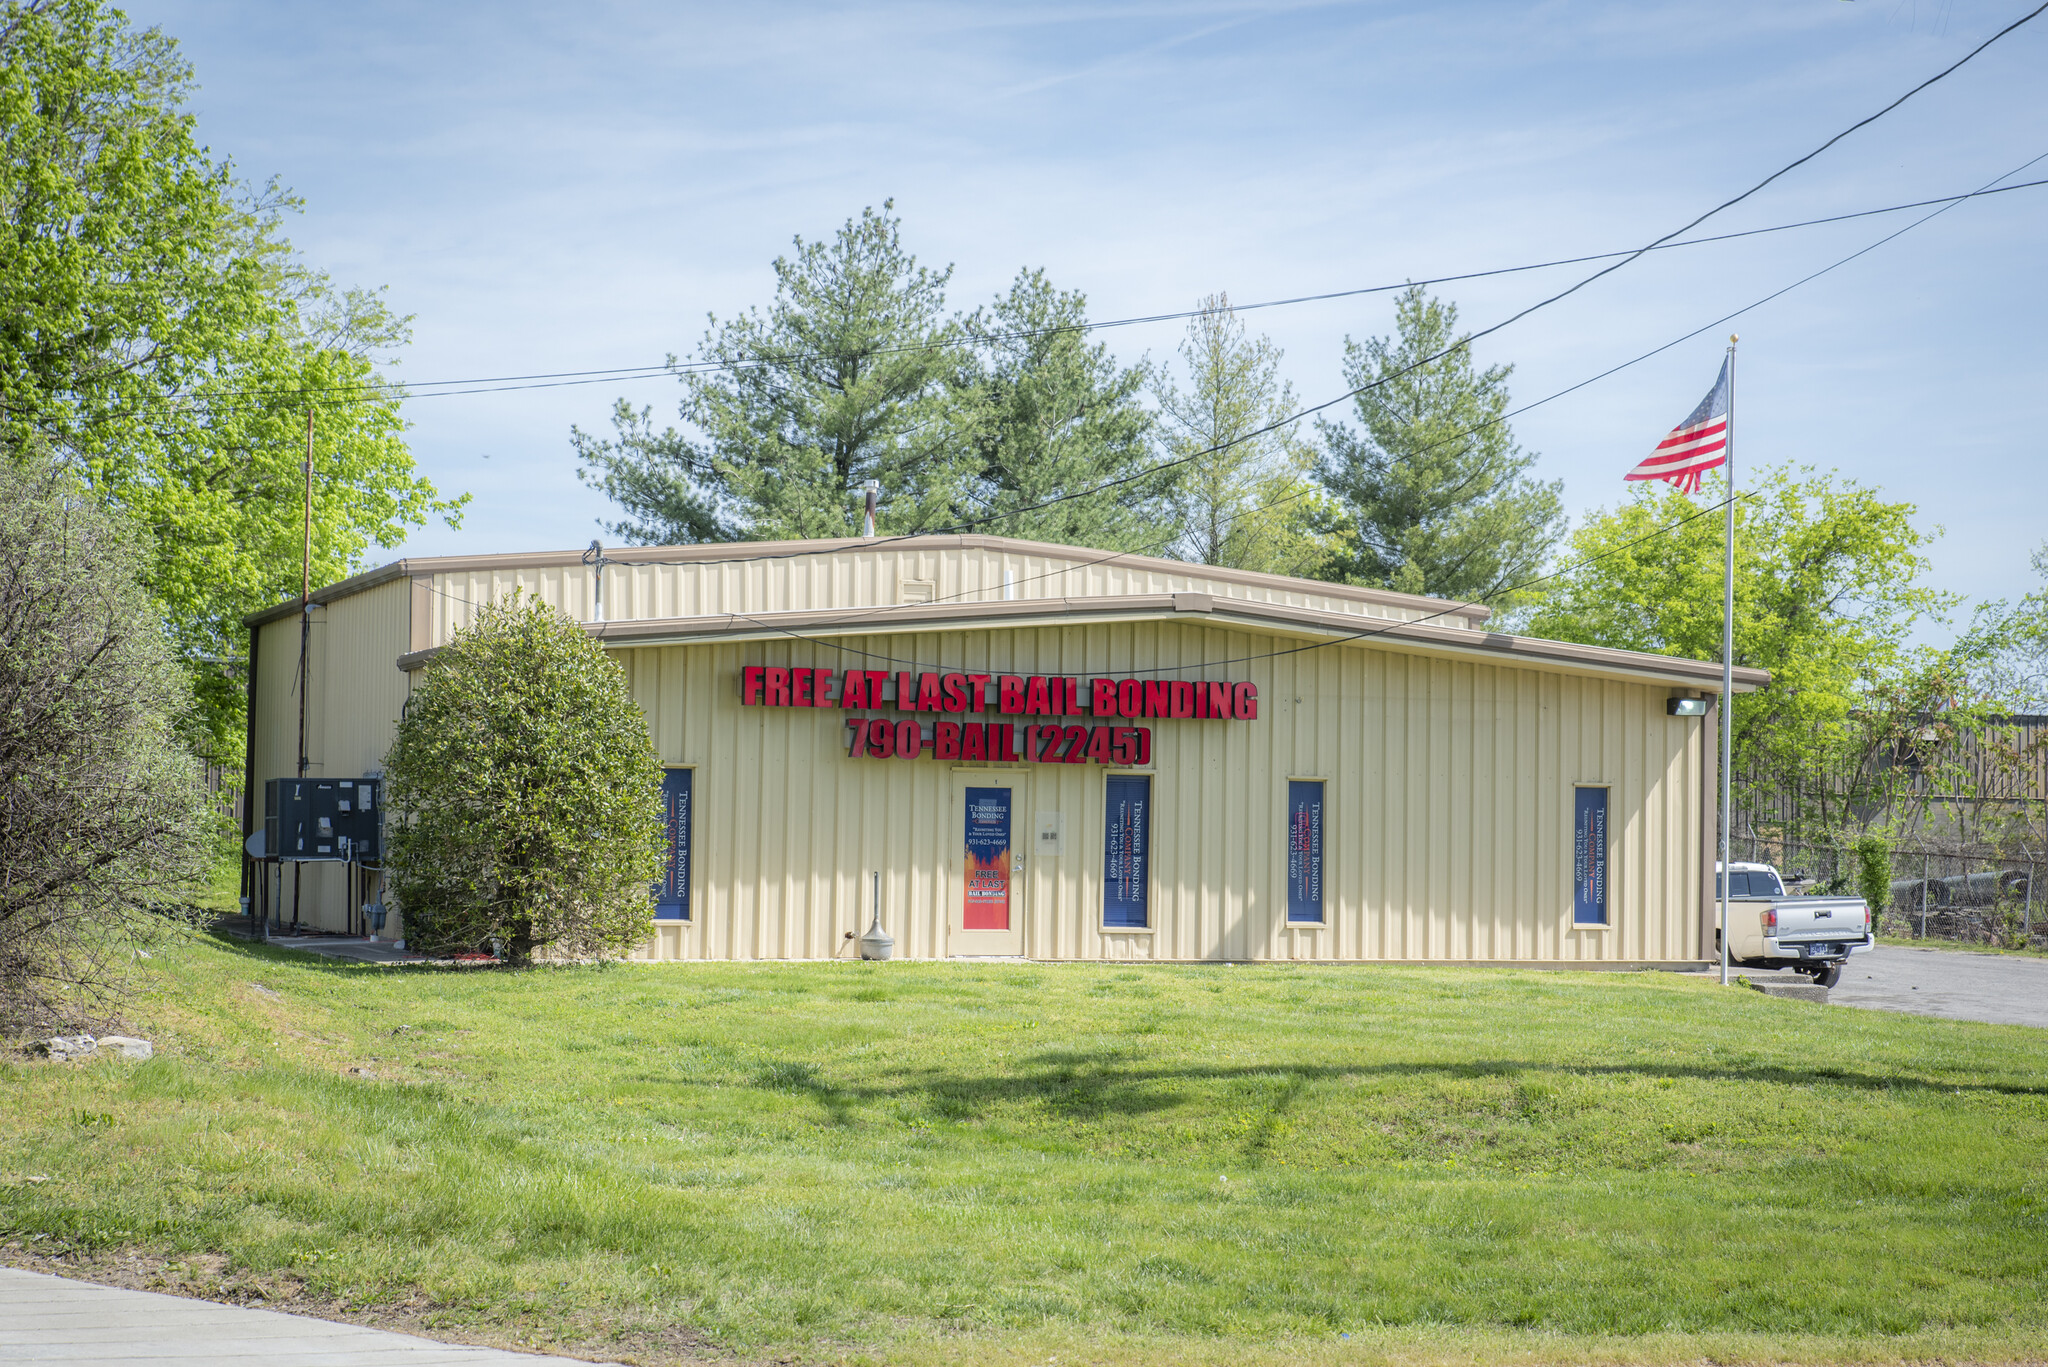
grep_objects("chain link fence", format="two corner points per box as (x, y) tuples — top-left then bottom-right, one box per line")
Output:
(1731, 834), (2041, 950)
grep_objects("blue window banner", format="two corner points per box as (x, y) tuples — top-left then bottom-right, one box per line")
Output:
(656, 768), (692, 920)
(1572, 786), (1609, 926)
(1286, 780), (1325, 923)
(1102, 774), (1151, 928)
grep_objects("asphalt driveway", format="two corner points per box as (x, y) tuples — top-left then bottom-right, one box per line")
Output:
(1720, 943), (2048, 1028)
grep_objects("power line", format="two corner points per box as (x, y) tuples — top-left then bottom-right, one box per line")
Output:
(429, 145), (2045, 630)
(908, 164), (2042, 544)
(443, 154), (2038, 664)
(1303, 146), (2048, 543)
(270, 12), (2048, 630)
(120, 175), (2048, 412)
(883, 2), (2048, 539)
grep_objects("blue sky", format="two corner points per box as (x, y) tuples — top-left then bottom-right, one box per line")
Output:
(130, 1), (2046, 627)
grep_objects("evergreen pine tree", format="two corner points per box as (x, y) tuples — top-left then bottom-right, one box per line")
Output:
(1316, 286), (1563, 603)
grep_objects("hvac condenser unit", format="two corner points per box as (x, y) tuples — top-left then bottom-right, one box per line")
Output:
(263, 777), (382, 863)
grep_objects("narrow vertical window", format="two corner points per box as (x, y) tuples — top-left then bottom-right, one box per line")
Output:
(1102, 774), (1151, 928)
(1573, 785), (1609, 926)
(962, 786), (1013, 930)
(657, 768), (692, 920)
(1286, 780), (1325, 923)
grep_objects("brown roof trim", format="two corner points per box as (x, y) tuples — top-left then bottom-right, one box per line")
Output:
(244, 560), (415, 628)
(251, 533), (1491, 629)
(395, 593), (1769, 692)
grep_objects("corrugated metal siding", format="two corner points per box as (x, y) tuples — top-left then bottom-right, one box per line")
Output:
(619, 619), (1704, 963)
(249, 614), (300, 835)
(249, 580), (412, 934)
(425, 545), (1463, 646)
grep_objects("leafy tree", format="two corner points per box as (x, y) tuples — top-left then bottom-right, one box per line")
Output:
(1967, 542), (2048, 710)
(1152, 294), (1330, 576)
(954, 269), (1162, 549)
(0, 0), (464, 762)
(1521, 466), (1951, 832)
(0, 454), (208, 1031)
(575, 201), (973, 542)
(382, 595), (665, 965)
(1316, 286), (1563, 603)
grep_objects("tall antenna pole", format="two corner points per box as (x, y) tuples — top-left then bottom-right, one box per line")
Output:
(1719, 337), (1737, 987)
(294, 405), (315, 934)
(297, 406), (314, 780)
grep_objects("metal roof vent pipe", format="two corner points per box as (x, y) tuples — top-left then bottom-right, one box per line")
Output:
(858, 871), (895, 960)
(861, 480), (879, 538)
(582, 539), (612, 622)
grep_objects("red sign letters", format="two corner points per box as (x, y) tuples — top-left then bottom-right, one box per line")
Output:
(739, 667), (1254, 765)
(742, 667), (1257, 719)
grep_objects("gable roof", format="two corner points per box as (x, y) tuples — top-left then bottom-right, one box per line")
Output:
(394, 588), (1771, 693)
(244, 533), (1493, 629)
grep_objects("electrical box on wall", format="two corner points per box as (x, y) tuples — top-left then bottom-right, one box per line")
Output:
(264, 778), (382, 863)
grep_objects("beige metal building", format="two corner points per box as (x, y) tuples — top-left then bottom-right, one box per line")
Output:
(242, 534), (1765, 965)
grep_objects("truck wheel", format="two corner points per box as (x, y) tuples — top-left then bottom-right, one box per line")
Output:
(1810, 961), (1843, 989)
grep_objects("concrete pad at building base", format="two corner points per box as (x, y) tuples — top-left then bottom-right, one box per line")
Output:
(0, 1267), (623, 1365)
(262, 936), (435, 965)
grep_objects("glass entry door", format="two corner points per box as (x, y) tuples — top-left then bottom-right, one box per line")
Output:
(950, 774), (1025, 955)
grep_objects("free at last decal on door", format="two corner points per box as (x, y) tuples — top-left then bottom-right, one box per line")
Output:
(963, 786), (1012, 930)
(952, 776), (1025, 956)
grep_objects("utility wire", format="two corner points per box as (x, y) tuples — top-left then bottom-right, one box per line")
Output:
(572, 143), (2048, 666)
(313, 19), (2048, 632)
(878, 10), (2048, 542)
(126, 174), (2048, 411)
(423, 145), (2044, 633)
(1293, 146), (2048, 545)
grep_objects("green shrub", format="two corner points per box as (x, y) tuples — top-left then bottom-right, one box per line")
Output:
(0, 457), (208, 1030)
(1853, 833), (1892, 926)
(382, 594), (664, 963)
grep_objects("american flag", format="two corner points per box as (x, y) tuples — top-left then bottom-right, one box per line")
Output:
(1626, 359), (1730, 495)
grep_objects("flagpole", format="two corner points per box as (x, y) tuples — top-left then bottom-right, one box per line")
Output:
(1719, 335), (1737, 987)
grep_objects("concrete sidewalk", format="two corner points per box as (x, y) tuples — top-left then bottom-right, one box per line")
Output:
(0, 1267), (622, 1364)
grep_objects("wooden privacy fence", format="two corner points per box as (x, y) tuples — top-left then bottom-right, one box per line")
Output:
(201, 763), (242, 822)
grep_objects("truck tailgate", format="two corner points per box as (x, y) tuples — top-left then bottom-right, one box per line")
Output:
(1772, 896), (1866, 940)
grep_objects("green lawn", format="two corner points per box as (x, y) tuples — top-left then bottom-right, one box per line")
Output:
(3, 934), (2045, 1366)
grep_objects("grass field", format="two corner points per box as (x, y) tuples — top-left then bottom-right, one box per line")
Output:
(3, 933), (2046, 1366)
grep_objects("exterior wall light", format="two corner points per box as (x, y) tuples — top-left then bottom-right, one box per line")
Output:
(1666, 697), (1710, 717)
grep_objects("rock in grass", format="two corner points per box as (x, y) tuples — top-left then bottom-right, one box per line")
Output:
(30, 1035), (96, 1061)
(27, 1034), (153, 1061)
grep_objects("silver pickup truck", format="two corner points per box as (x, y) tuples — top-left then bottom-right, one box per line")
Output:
(1716, 861), (1874, 987)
